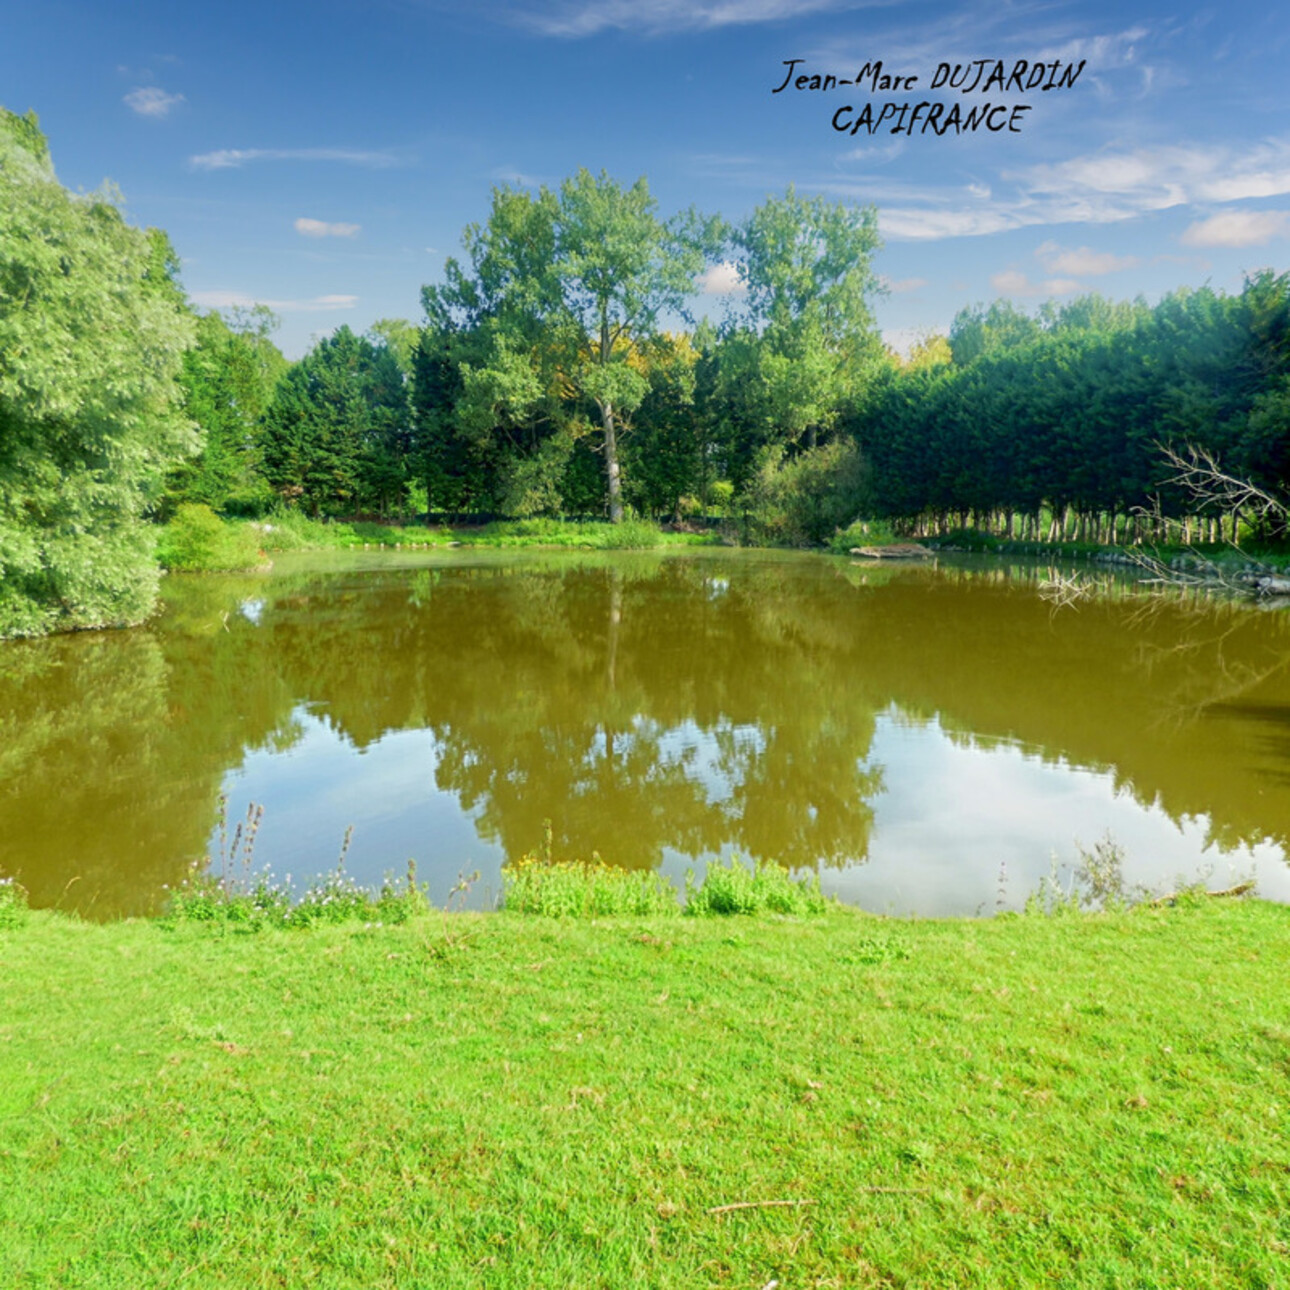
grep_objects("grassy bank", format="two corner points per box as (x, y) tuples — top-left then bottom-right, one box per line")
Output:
(157, 508), (719, 572)
(2, 894), (1288, 1287)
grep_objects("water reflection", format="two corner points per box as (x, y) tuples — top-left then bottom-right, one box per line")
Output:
(2, 549), (1289, 916)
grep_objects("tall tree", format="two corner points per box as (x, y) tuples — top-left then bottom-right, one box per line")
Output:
(168, 305), (286, 514)
(260, 326), (408, 516)
(420, 170), (720, 521)
(730, 186), (884, 453)
(552, 169), (719, 521)
(0, 108), (195, 638)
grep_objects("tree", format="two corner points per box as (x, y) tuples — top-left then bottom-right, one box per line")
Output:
(730, 186), (884, 453)
(168, 306), (286, 515)
(260, 326), (408, 516)
(0, 108), (195, 638)
(420, 170), (721, 521)
(551, 169), (720, 521)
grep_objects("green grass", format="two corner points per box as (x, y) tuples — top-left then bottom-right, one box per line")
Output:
(3, 892), (1288, 1287)
(240, 511), (717, 556)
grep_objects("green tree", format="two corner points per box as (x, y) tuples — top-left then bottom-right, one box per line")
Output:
(730, 186), (884, 453)
(421, 171), (720, 521)
(0, 108), (195, 638)
(260, 326), (408, 516)
(168, 306), (286, 515)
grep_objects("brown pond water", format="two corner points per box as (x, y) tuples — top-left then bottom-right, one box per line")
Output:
(3, 548), (1289, 917)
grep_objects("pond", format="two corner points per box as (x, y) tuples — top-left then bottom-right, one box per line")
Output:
(3, 547), (1290, 917)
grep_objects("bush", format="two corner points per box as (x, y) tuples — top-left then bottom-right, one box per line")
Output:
(157, 504), (264, 572)
(739, 441), (868, 547)
(827, 518), (903, 554)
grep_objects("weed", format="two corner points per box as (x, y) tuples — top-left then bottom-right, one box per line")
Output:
(684, 858), (829, 917)
(503, 854), (679, 917)
(0, 875), (27, 929)
(426, 867), (481, 959)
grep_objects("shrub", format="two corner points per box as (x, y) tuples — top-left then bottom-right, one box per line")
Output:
(158, 504), (264, 572)
(827, 518), (902, 554)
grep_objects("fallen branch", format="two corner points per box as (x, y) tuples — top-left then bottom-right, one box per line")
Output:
(707, 1199), (815, 1216)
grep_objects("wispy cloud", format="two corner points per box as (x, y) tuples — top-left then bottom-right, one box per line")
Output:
(880, 275), (929, 293)
(189, 147), (399, 171)
(1180, 210), (1290, 247)
(836, 137), (1290, 242)
(295, 217), (361, 238)
(1020, 140), (1290, 209)
(1035, 241), (1139, 275)
(509, 0), (880, 37)
(124, 87), (185, 118)
(989, 269), (1083, 298)
(190, 290), (358, 313)
(696, 262), (747, 295)
(490, 166), (549, 189)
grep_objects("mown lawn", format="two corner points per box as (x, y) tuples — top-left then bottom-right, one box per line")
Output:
(2, 901), (1288, 1287)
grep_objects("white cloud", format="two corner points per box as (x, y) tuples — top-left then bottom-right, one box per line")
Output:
(512, 0), (871, 36)
(124, 87), (185, 118)
(1179, 210), (1290, 248)
(854, 138), (1290, 243)
(1035, 242), (1139, 276)
(190, 290), (358, 313)
(1020, 140), (1290, 210)
(696, 262), (747, 295)
(189, 147), (398, 171)
(989, 270), (1083, 298)
(294, 217), (361, 239)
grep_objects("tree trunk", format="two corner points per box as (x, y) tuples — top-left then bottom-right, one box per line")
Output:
(599, 400), (623, 524)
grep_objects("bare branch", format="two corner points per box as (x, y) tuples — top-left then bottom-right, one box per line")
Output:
(1155, 441), (1288, 526)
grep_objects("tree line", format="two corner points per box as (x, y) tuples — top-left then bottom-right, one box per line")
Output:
(3, 103), (1289, 638)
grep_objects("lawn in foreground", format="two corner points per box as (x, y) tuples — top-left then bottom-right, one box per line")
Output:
(1, 901), (1288, 1288)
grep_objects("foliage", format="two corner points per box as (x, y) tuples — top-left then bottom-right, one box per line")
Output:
(0, 875), (27, 929)
(0, 108), (195, 638)
(420, 170), (722, 522)
(826, 517), (902, 553)
(166, 307), (287, 516)
(168, 859), (428, 931)
(502, 854), (678, 917)
(157, 503), (264, 572)
(260, 325), (409, 516)
(683, 857), (830, 916)
(725, 185), (885, 455)
(502, 854), (829, 917)
(738, 439), (868, 546)
(854, 277), (1290, 544)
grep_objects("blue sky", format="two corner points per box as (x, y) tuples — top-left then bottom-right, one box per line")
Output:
(5, 0), (1287, 357)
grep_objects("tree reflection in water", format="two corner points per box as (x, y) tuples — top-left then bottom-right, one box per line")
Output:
(3, 550), (1289, 916)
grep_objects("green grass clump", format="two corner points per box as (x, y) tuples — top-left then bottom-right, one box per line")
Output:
(684, 857), (830, 916)
(503, 854), (830, 918)
(157, 503), (265, 572)
(503, 855), (678, 916)
(0, 875), (27, 929)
